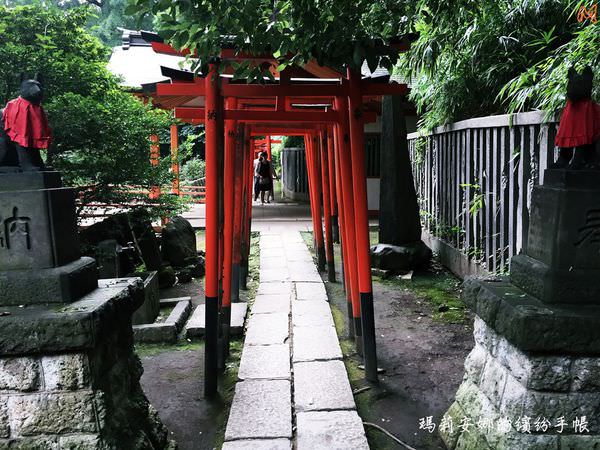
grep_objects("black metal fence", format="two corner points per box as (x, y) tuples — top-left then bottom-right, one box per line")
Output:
(408, 111), (559, 274)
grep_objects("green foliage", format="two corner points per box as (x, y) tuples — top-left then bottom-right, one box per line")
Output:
(180, 157), (206, 183)
(500, 2), (600, 116)
(127, 0), (413, 77)
(281, 135), (305, 148)
(399, 0), (599, 129)
(3, 0), (155, 47)
(0, 5), (182, 219)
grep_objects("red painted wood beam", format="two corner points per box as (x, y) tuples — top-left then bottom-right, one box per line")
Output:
(170, 124), (180, 195)
(335, 97), (361, 349)
(158, 80), (408, 99)
(326, 127), (339, 243)
(348, 68), (378, 383)
(204, 64), (221, 397)
(319, 131), (335, 282)
(175, 108), (340, 123)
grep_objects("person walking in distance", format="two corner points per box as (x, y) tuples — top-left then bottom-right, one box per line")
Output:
(253, 152), (261, 201)
(257, 151), (275, 204)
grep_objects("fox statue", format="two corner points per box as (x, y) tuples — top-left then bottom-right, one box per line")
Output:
(0, 73), (52, 171)
(554, 66), (600, 169)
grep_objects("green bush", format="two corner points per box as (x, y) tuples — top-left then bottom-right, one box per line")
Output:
(180, 157), (206, 183)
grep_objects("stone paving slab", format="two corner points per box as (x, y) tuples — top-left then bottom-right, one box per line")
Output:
(292, 300), (334, 328)
(293, 325), (343, 362)
(260, 235), (283, 247)
(296, 411), (369, 450)
(225, 380), (292, 441)
(288, 270), (322, 283)
(253, 294), (291, 314)
(222, 439), (292, 450)
(238, 344), (291, 380)
(245, 313), (289, 345)
(260, 268), (291, 283)
(295, 282), (328, 301)
(280, 232), (304, 243)
(261, 247), (285, 258)
(292, 309), (335, 328)
(294, 361), (356, 411)
(285, 254), (314, 264)
(284, 242), (311, 253)
(185, 302), (248, 338)
(260, 256), (288, 270)
(257, 282), (292, 296)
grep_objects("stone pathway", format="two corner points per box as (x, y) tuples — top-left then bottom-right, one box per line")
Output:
(223, 230), (369, 450)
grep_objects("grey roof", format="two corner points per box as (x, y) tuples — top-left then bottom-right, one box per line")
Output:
(108, 29), (190, 90)
(360, 61), (411, 86)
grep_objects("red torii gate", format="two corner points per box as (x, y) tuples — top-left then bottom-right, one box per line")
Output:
(143, 37), (409, 397)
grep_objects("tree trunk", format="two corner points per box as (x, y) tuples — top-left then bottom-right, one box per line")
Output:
(378, 95), (422, 245)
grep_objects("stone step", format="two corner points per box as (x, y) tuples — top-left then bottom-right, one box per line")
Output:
(133, 299), (192, 344)
(185, 302), (248, 339)
(159, 296), (192, 307)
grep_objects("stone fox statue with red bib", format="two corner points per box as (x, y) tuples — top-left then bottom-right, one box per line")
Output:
(0, 73), (52, 171)
(554, 66), (600, 169)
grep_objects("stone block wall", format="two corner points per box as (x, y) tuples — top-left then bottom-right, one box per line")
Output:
(442, 317), (600, 450)
(0, 286), (174, 450)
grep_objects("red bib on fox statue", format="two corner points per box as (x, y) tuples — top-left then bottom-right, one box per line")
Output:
(555, 99), (600, 148)
(2, 96), (52, 149)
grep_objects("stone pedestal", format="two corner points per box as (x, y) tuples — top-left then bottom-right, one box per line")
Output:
(443, 168), (600, 449)
(0, 171), (174, 449)
(0, 171), (97, 304)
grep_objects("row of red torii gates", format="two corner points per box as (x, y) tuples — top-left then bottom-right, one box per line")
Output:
(143, 34), (410, 397)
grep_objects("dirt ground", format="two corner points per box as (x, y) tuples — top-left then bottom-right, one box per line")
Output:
(320, 240), (474, 450)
